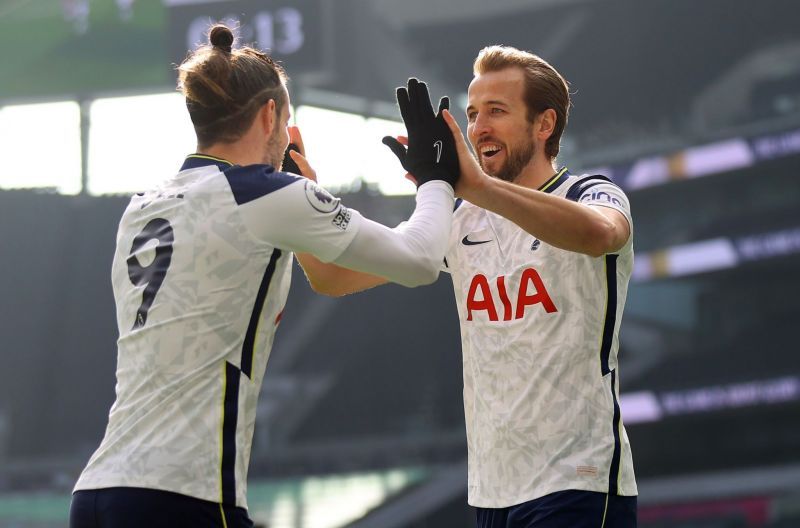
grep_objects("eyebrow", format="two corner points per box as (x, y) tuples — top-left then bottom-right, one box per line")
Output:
(466, 100), (510, 112)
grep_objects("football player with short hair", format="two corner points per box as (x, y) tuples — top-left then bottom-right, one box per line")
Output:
(300, 45), (638, 527)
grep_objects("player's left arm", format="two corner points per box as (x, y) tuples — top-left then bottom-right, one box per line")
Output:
(441, 110), (630, 257)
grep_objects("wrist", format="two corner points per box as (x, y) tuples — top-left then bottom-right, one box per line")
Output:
(417, 179), (455, 200)
(460, 171), (493, 205)
(414, 167), (457, 189)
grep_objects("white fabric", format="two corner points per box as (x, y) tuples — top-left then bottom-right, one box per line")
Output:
(76, 163), (298, 508)
(443, 171), (638, 508)
(334, 180), (454, 286)
(74, 160), (453, 509)
(237, 177), (361, 263)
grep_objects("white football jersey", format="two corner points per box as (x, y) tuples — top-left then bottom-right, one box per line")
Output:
(74, 155), (363, 509)
(444, 168), (637, 508)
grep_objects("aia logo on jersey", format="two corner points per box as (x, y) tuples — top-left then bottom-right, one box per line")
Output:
(466, 267), (557, 322)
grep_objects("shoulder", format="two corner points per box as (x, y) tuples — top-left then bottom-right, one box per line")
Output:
(564, 173), (630, 210)
(562, 174), (622, 202)
(223, 164), (303, 205)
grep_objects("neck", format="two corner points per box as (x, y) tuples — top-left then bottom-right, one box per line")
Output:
(512, 154), (558, 189)
(199, 133), (266, 167)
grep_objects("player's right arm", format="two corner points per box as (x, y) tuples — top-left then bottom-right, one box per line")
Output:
(279, 128), (389, 296)
(237, 176), (453, 289)
(288, 143), (443, 297)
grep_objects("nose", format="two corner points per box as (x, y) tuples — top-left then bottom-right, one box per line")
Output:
(469, 113), (492, 144)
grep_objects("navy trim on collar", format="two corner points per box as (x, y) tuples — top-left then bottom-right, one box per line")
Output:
(180, 154), (235, 172)
(536, 166), (570, 194)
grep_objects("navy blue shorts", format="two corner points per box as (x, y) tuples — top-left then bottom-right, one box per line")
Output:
(70, 487), (254, 528)
(476, 490), (637, 528)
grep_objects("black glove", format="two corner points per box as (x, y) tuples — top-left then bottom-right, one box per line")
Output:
(281, 143), (301, 174)
(382, 78), (459, 188)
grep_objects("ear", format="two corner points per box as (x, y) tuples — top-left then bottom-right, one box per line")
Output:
(535, 108), (557, 143)
(260, 99), (277, 136)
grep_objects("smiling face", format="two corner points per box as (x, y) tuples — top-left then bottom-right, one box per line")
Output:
(467, 67), (537, 182)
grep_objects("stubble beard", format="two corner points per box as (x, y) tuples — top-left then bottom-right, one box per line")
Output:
(495, 141), (535, 183)
(477, 125), (536, 183)
(264, 130), (286, 169)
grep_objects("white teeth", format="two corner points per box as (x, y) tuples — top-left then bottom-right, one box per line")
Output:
(480, 145), (501, 155)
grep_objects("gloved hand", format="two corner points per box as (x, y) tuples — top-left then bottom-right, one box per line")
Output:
(382, 78), (459, 188)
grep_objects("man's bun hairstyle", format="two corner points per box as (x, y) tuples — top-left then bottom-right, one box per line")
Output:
(178, 23), (288, 148)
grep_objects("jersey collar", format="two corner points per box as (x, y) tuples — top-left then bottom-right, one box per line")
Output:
(180, 154), (235, 171)
(537, 166), (570, 194)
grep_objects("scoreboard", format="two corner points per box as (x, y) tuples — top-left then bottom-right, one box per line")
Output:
(0, 0), (328, 101)
(167, 0), (328, 77)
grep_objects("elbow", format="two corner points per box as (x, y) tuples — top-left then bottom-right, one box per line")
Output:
(398, 258), (441, 288)
(585, 247), (607, 259)
(584, 220), (620, 258)
(415, 255), (443, 286)
(307, 278), (349, 297)
(417, 265), (441, 286)
(307, 281), (337, 296)
(584, 238), (609, 258)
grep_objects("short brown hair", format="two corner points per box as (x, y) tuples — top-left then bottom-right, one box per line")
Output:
(177, 24), (288, 148)
(474, 45), (570, 159)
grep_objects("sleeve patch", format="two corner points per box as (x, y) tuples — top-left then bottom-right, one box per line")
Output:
(579, 188), (625, 208)
(304, 180), (341, 213)
(565, 175), (614, 202)
(331, 206), (352, 230)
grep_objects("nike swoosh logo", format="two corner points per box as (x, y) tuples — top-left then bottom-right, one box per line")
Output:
(461, 235), (492, 246)
(433, 140), (443, 163)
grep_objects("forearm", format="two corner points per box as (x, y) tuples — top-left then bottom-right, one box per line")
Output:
(463, 178), (620, 257)
(295, 252), (387, 297)
(298, 180), (454, 294)
(333, 180), (454, 286)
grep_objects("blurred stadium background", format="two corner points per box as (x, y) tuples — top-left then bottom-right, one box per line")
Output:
(1, 0), (799, 526)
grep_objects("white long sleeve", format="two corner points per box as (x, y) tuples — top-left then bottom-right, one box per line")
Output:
(333, 180), (455, 287)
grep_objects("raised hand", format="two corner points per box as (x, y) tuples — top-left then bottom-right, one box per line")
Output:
(282, 125), (317, 182)
(382, 78), (460, 188)
(281, 143), (302, 175)
(441, 109), (491, 199)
